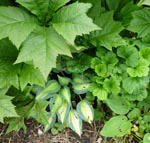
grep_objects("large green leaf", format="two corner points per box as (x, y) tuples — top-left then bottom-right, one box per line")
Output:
(90, 11), (125, 50)
(106, 97), (130, 114)
(0, 39), (20, 88)
(68, 110), (82, 136)
(101, 116), (132, 137)
(128, 9), (150, 37)
(49, 0), (70, 12)
(52, 2), (100, 44)
(143, 133), (150, 143)
(123, 77), (149, 94)
(16, 0), (49, 20)
(127, 58), (149, 77)
(0, 7), (38, 48)
(89, 83), (108, 100)
(0, 95), (19, 123)
(117, 45), (139, 67)
(29, 100), (49, 125)
(20, 64), (45, 90)
(15, 27), (71, 79)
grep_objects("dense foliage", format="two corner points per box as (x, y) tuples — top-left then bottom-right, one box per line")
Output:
(0, 0), (150, 142)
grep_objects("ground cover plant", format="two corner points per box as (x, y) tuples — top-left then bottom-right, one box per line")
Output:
(0, 0), (150, 142)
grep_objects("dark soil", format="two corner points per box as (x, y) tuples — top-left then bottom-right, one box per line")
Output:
(0, 119), (104, 143)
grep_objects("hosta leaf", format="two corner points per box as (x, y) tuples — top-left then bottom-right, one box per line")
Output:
(58, 75), (71, 86)
(0, 95), (19, 123)
(16, 0), (49, 20)
(101, 116), (132, 137)
(104, 78), (120, 95)
(20, 64), (45, 90)
(127, 58), (149, 77)
(29, 100), (49, 125)
(50, 95), (63, 116)
(44, 114), (56, 132)
(117, 45), (139, 67)
(140, 48), (150, 62)
(6, 117), (26, 134)
(68, 110), (82, 136)
(36, 80), (60, 100)
(60, 87), (71, 104)
(73, 79), (90, 95)
(90, 11), (125, 50)
(77, 100), (94, 124)
(0, 7), (38, 48)
(15, 26), (71, 79)
(128, 9), (150, 37)
(123, 77), (149, 94)
(95, 64), (107, 77)
(106, 97), (130, 114)
(89, 83), (108, 100)
(143, 133), (150, 143)
(57, 101), (70, 123)
(52, 2), (100, 44)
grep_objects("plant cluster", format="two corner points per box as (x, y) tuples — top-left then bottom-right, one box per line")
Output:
(0, 0), (150, 142)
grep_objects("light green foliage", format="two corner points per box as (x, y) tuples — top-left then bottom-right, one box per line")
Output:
(6, 118), (26, 134)
(123, 77), (149, 94)
(89, 83), (108, 100)
(90, 11), (125, 50)
(143, 133), (150, 143)
(0, 95), (19, 123)
(117, 45), (139, 67)
(95, 64), (107, 77)
(15, 27), (71, 78)
(104, 78), (120, 95)
(106, 97), (130, 114)
(16, 0), (49, 20)
(127, 108), (141, 120)
(68, 110), (82, 136)
(52, 2), (100, 44)
(0, 7), (38, 48)
(101, 116), (132, 137)
(77, 100), (94, 124)
(58, 75), (71, 86)
(28, 100), (49, 125)
(140, 48), (150, 62)
(127, 58), (149, 77)
(60, 87), (71, 104)
(20, 64), (45, 90)
(128, 9), (150, 37)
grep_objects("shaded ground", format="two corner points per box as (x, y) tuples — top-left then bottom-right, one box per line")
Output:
(0, 119), (104, 143)
(0, 119), (138, 143)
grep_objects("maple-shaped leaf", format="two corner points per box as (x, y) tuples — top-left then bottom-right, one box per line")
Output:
(90, 11), (126, 50)
(15, 26), (71, 79)
(28, 100), (49, 125)
(128, 9), (150, 37)
(127, 58), (149, 77)
(0, 39), (20, 88)
(20, 64), (45, 90)
(0, 6), (38, 48)
(52, 2), (100, 44)
(16, 0), (49, 20)
(0, 95), (19, 123)
(6, 117), (26, 134)
(79, 0), (105, 19)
